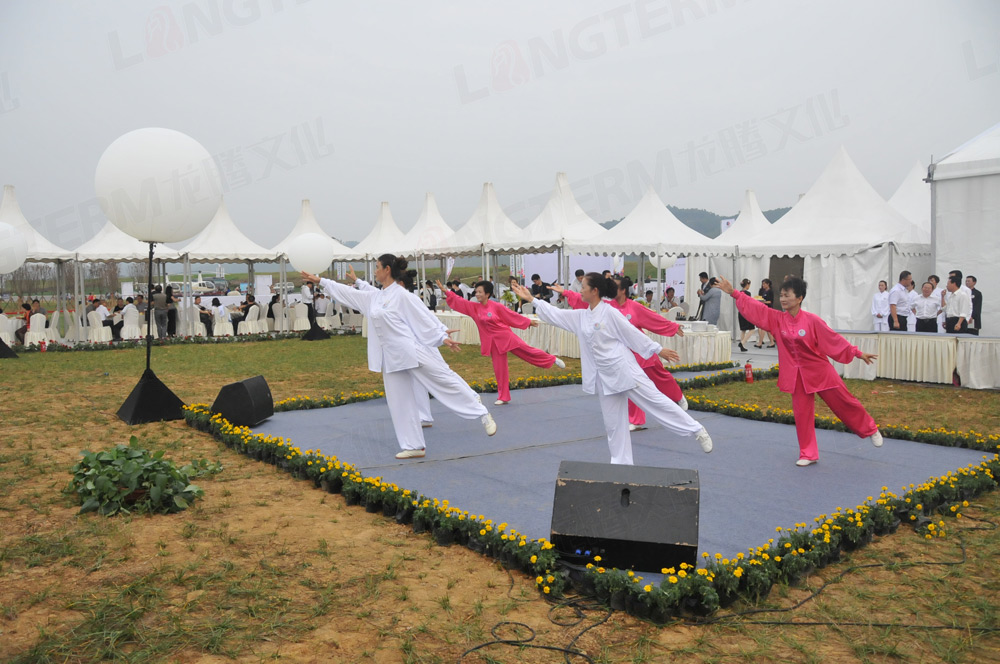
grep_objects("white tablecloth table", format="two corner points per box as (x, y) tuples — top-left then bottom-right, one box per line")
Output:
(956, 337), (1000, 389)
(834, 332), (879, 381)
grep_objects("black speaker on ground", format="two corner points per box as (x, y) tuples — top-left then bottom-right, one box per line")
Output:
(550, 461), (699, 571)
(0, 338), (17, 359)
(211, 375), (273, 426)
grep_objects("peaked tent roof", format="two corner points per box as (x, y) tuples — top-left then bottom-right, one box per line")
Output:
(888, 161), (931, 237)
(739, 147), (930, 257)
(0, 185), (74, 261)
(351, 202), (410, 259)
(715, 189), (773, 247)
(569, 186), (725, 257)
(176, 199), (279, 262)
(931, 121), (1000, 180)
(272, 199), (354, 260)
(75, 221), (181, 262)
(398, 193), (456, 258)
(448, 183), (524, 257)
(502, 173), (605, 253)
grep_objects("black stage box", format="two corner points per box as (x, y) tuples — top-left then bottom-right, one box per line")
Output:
(211, 375), (273, 427)
(550, 461), (699, 571)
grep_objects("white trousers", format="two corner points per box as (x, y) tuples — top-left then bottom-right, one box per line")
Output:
(595, 372), (703, 465)
(413, 378), (433, 422)
(382, 345), (487, 451)
(873, 317), (889, 332)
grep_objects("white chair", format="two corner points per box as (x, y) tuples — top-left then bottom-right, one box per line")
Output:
(213, 310), (234, 337)
(664, 307), (684, 321)
(291, 303), (310, 331)
(269, 303), (285, 332)
(521, 302), (534, 315)
(317, 306), (340, 330)
(237, 305), (261, 335)
(24, 313), (48, 347)
(86, 311), (113, 344)
(0, 315), (15, 346)
(121, 308), (143, 340)
(44, 310), (61, 344)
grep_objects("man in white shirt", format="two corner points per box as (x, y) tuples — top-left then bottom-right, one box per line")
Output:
(928, 274), (945, 332)
(568, 269), (585, 293)
(905, 281), (920, 331)
(943, 275), (972, 334)
(314, 293), (328, 316)
(912, 282), (941, 333)
(94, 298), (122, 340)
(887, 271), (912, 332)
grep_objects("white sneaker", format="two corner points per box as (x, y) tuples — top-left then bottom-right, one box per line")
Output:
(795, 458), (817, 467)
(553, 357), (566, 369)
(678, 396), (689, 411)
(869, 430), (883, 447)
(493, 399), (509, 406)
(695, 427), (713, 453)
(421, 422), (433, 428)
(629, 423), (646, 432)
(395, 448), (425, 459)
(482, 413), (497, 436)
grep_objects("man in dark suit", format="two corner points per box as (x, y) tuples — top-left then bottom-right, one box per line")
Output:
(530, 273), (551, 301)
(966, 275), (982, 334)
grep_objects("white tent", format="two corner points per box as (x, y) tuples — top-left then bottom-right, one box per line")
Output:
(75, 221), (182, 262)
(448, 183), (524, 257)
(272, 199), (354, 260)
(351, 201), (410, 260)
(888, 161), (931, 237)
(739, 147), (932, 330)
(0, 185), (74, 261)
(568, 186), (725, 258)
(179, 199), (279, 262)
(929, 122), (1000, 334)
(398, 193), (456, 259)
(502, 172), (605, 254)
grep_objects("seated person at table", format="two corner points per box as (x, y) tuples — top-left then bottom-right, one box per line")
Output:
(232, 294), (258, 325)
(660, 287), (680, 311)
(30, 299), (49, 326)
(315, 292), (328, 317)
(134, 294), (147, 314)
(193, 295), (214, 336)
(14, 302), (31, 344)
(112, 297), (126, 314)
(94, 298), (122, 340)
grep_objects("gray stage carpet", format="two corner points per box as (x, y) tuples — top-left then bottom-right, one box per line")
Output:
(252, 380), (986, 562)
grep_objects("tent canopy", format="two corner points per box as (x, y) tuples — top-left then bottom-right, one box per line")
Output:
(273, 199), (355, 260)
(397, 193), (456, 258)
(75, 221), (181, 262)
(176, 199), (279, 262)
(932, 121), (1000, 180)
(449, 183), (524, 257)
(351, 201), (410, 260)
(887, 161), (931, 238)
(716, 189), (772, 248)
(569, 186), (725, 257)
(1, 185), (74, 261)
(502, 173), (604, 253)
(739, 147), (930, 257)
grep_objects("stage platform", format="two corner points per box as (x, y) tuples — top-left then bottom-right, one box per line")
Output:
(251, 380), (988, 566)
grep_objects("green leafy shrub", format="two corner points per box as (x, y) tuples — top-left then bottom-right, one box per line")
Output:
(66, 436), (210, 516)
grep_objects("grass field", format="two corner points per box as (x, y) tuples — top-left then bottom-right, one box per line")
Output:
(1, 336), (998, 663)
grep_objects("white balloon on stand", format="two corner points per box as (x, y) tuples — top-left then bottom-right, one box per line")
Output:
(0, 221), (27, 274)
(651, 254), (678, 271)
(94, 128), (223, 243)
(284, 232), (337, 275)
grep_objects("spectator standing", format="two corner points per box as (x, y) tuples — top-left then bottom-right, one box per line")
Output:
(967, 276), (982, 333)
(888, 271), (912, 331)
(943, 274), (972, 334)
(871, 280), (890, 331)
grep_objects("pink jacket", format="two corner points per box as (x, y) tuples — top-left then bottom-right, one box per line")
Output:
(561, 289), (590, 311)
(732, 290), (863, 394)
(445, 290), (532, 356)
(607, 298), (680, 369)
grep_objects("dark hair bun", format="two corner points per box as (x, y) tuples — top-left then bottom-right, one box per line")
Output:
(394, 257), (408, 272)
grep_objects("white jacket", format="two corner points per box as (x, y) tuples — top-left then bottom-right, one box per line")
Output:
(319, 278), (448, 373)
(533, 299), (661, 395)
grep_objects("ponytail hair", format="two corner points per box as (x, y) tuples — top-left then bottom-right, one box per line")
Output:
(377, 253), (408, 281)
(584, 272), (617, 299)
(614, 275), (633, 295)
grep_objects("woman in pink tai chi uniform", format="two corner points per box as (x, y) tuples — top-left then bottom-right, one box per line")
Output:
(716, 275), (883, 466)
(438, 279), (565, 405)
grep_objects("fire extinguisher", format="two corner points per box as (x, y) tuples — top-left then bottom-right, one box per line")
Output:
(744, 361), (754, 383)
(40, 339), (47, 353)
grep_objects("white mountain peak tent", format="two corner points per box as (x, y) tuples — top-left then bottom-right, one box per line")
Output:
(74, 220), (181, 262)
(929, 121), (1000, 334)
(351, 201), (410, 260)
(505, 172), (605, 254)
(0, 184), (73, 261)
(568, 185), (724, 258)
(273, 199), (352, 260)
(738, 146), (931, 330)
(399, 192), (456, 259)
(179, 199), (279, 262)
(888, 161), (931, 236)
(717, 189), (772, 245)
(448, 183), (524, 257)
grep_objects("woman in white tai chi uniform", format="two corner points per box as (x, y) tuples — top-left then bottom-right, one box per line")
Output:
(301, 254), (496, 460)
(510, 273), (713, 465)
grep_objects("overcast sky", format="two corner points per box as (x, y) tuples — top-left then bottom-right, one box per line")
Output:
(1, 0), (998, 250)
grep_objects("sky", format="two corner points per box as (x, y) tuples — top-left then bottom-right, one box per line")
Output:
(1, 0), (998, 251)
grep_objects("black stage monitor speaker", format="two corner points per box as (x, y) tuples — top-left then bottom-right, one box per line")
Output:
(211, 375), (273, 427)
(550, 461), (699, 571)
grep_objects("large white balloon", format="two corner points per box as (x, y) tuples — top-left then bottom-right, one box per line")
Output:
(95, 128), (222, 243)
(651, 254), (678, 271)
(284, 232), (337, 274)
(0, 221), (27, 274)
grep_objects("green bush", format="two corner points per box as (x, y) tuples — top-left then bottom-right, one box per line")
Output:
(66, 436), (212, 516)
